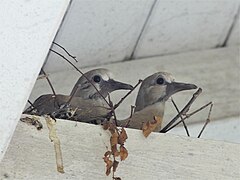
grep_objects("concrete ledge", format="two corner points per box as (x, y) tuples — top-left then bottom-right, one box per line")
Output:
(0, 118), (239, 179)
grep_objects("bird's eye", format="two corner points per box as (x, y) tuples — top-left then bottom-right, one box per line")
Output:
(93, 75), (101, 83)
(156, 77), (165, 85)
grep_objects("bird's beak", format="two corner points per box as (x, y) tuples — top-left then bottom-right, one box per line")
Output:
(166, 81), (197, 99)
(107, 79), (133, 91)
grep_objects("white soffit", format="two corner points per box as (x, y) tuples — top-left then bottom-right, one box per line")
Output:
(227, 6), (240, 46)
(134, 0), (240, 58)
(43, 0), (155, 73)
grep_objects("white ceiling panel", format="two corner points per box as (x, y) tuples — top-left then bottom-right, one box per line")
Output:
(44, 0), (155, 73)
(133, 0), (240, 58)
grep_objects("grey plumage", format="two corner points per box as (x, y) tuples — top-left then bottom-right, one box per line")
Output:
(25, 68), (133, 123)
(117, 72), (197, 131)
(70, 68), (133, 99)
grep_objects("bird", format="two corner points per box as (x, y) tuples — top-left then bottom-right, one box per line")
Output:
(70, 68), (133, 99)
(117, 72), (197, 132)
(24, 68), (133, 123)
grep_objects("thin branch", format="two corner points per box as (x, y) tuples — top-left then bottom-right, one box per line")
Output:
(23, 100), (36, 114)
(160, 88), (202, 133)
(113, 79), (142, 110)
(165, 101), (212, 132)
(186, 101), (212, 118)
(27, 100), (35, 108)
(41, 69), (57, 96)
(198, 102), (213, 138)
(124, 105), (136, 127)
(41, 68), (61, 109)
(49, 49), (111, 107)
(52, 42), (77, 62)
(129, 105), (135, 118)
(108, 94), (118, 126)
(171, 98), (190, 137)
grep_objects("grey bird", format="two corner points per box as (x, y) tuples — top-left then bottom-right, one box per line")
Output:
(25, 68), (133, 123)
(70, 68), (132, 99)
(117, 72), (197, 132)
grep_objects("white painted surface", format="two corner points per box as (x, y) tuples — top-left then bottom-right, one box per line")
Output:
(43, 1), (240, 72)
(0, 119), (239, 179)
(0, 0), (70, 161)
(228, 7), (240, 46)
(170, 116), (240, 144)
(133, 0), (239, 58)
(43, 0), (154, 72)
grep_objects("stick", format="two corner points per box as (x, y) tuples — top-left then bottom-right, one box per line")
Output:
(171, 98), (190, 137)
(113, 79), (142, 110)
(41, 69), (57, 96)
(23, 100), (36, 113)
(198, 102), (213, 138)
(49, 49), (111, 107)
(107, 94), (118, 126)
(52, 42), (77, 62)
(165, 102), (212, 132)
(160, 88), (202, 133)
(129, 105), (135, 118)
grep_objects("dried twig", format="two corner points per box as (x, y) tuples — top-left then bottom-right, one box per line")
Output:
(23, 100), (36, 113)
(27, 100), (34, 108)
(160, 88), (202, 133)
(53, 42), (77, 62)
(113, 79), (142, 110)
(165, 101), (213, 133)
(129, 105), (135, 119)
(198, 102), (213, 138)
(108, 94), (118, 126)
(41, 69), (57, 96)
(171, 98), (190, 136)
(49, 49), (111, 107)
(124, 106), (136, 127)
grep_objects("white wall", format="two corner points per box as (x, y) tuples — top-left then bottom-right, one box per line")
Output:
(0, 0), (70, 162)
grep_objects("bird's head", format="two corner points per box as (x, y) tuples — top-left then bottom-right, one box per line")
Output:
(71, 68), (133, 99)
(135, 72), (197, 112)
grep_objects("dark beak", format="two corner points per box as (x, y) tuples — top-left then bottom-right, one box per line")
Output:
(107, 79), (133, 91)
(165, 81), (197, 99)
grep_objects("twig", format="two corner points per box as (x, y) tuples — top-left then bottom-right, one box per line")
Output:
(41, 69), (61, 109)
(41, 69), (57, 96)
(160, 88), (202, 133)
(49, 49), (111, 107)
(52, 42), (77, 62)
(198, 102), (213, 138)
(129, 105), (135, 118)
(185, 101), (212, 118)
(171, 98), (190, 136)
(165, 101), (213, 132)
(23, 100), (37, 114)
(113, 79), (142, 110)
(27, 100), (34, 107)
(124, 105), (136, 128)
(24, 100), (35, 112)
(108, 94), (118, 126)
